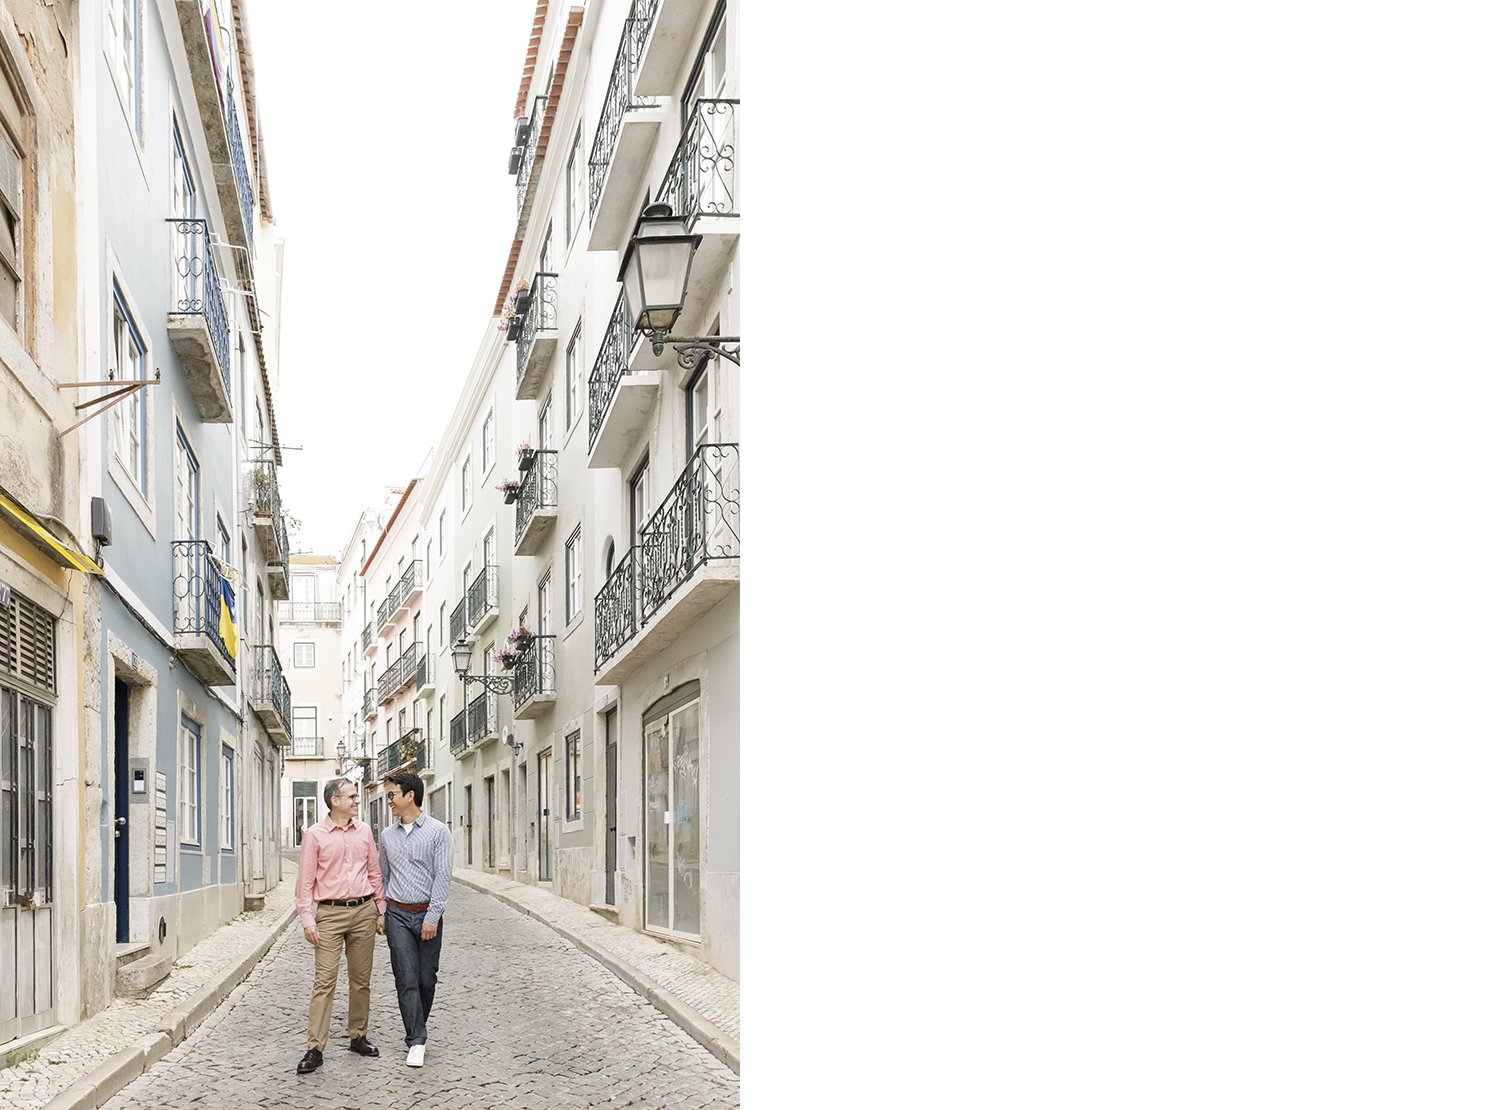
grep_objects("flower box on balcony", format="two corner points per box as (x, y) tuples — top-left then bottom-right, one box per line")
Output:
(505, 315), (523, 341)
(498, 649), (521, 670)
(507, 626), (534, 655)
(516, 449), (536, 472)
(507, 144), (525, 176)
(500, 481), (521, 505)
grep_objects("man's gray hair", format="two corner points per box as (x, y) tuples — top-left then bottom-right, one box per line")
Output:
(323, 777), (354, 810)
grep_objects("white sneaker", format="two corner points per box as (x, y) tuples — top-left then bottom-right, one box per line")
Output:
(405, 1044), (425, 1067)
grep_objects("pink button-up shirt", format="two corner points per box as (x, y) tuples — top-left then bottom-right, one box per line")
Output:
(294, 815), (386, 930)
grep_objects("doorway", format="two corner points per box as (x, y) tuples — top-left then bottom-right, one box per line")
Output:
(604, 708), (618, 906)
(483, 775), (496, 869)
(517, 763), (529, 876)
(113, 679), (131, 942)
(536, 750), (551, 882)
(464, 783), (474, 866)
(1, 687), (56, 1044)
(644, 684), (701, 938)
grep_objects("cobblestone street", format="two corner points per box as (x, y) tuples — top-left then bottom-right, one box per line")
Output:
(100, 883), (740, 1109)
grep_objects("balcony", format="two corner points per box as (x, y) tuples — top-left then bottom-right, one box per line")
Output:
(417, 735), (437, 782)
(395, 643), (421, 696)
(449, 707), (469, 755)
(514, 94), (547, 226)
(412, 651), (436, 699)
(653, 98), (740, 327)
(513, 450), (558, 556)
(290, 734), (323, 759)
(514, 272), (559, 400)
(467, 565), (501, 635)
(165, 219), (232, 423)
(362, 687), (377, 721)
(377, 728), (425, 778)
(588, 290), (657, 469)
(594, 444), (740, 685)
(172, 540), (236, 687)
(246, 644), (291, 744)
(390, 559), (423, 618)
(634, 0), (710, 96)
(361, 623), (375, 656)
(248, 458), (290, 597)
(377, 658), (400, 705)
(169, 4), (255, 250)
(513, 635), (557, 720)
(467, 690), (500, 748)
(449, 597), (469, 646)
(277, 601), (342, 623)
(587, 6), (664, 252)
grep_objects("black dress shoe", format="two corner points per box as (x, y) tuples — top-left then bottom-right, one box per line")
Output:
(297, 1048), (323, 1074)
(349, 1036), (380, 1057)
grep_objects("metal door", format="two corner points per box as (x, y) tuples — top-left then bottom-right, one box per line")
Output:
(1, 689), (54, 1045)
(483, 776), (495, 869)
(536, 751), (551, 882)
(517, 764), (528, 875)
(604, 708), (618, 906)
(112, 679), (130, 941)
(464, 784), (473, 866)
(644, 695), (701, 937)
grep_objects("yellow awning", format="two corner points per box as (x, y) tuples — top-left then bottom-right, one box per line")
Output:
(0, 490), (103, 575)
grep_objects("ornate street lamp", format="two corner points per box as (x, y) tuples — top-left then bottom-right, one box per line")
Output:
(618, 203), (740, 368)
(451, 637), (514, 696)
(335, 740), (348, 775)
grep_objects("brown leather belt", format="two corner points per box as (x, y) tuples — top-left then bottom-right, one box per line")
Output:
(389, 900), (429, 912)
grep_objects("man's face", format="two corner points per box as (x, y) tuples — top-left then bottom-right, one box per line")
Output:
(385, 785), (410, 815)
(331, 784), (359, 819)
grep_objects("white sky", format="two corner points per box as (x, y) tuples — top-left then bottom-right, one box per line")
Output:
(247, 1), (535, 555)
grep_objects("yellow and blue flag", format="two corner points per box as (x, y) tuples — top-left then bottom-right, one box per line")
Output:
(218, 575), (238, 661)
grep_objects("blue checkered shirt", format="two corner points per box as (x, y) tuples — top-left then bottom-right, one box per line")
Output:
(377, 813), (454, 926)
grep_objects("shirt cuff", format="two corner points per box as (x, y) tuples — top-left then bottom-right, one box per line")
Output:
(298, 910), (316, 931)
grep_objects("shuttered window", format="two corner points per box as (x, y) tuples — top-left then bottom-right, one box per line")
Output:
(0, 590), (55, 693)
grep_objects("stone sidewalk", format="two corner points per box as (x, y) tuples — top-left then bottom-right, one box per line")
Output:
(0, 882), (295, 1110)
(452, 867), (740, 1072)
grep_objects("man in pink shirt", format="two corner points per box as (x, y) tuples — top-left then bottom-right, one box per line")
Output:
(293, 777), (386, 1074)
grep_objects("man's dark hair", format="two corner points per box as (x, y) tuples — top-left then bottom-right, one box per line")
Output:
(383, 771), (423, 808)
(323, 777), (354, 810)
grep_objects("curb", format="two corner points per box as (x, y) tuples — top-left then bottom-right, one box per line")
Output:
(39, 904), (297, 1110)
(453, 875), (740, 1075)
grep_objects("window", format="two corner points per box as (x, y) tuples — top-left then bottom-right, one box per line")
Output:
(292, 707), (317, 757)
(564, 731), (582, 819)
(629, 456), (651, 543)
(439, 602), (446, 647)
(683, 2), (729, 123)
(566, 124), (584, 243)
(426, 539), (433, 579)
(439, 694), (446, 741)
(398, 707), (407, 735)
(179, 715), (200, 845)
(107, 0), (144, 138)
(438, 510), (447, 556)
(686, 366), (709, 452)
(0, 57), (26, 332)
(461, 457), (472, 511)
(538, 573), (552, 637)
(293, 642), (315, 668)
(565, 526), (582, 623)
(482, 409), (494, 473)
(538, 393), (554, 451)
(565, 320), (583, 430)
(111, 291), (148, 491)
(174, 425), (200, 541)
(221, 745), (235, 849)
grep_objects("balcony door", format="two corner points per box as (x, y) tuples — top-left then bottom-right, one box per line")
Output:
(536, 749), (552, 882)
(170, 122), (198, 309)
(174, 428), (201, 624)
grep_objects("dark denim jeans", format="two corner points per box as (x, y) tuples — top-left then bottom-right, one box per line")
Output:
(385, 904), (443, 1046)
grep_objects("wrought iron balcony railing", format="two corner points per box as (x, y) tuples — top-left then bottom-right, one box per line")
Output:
(588, 1), (657, 216)
(449, 708), (468, 754)
(515, 272), (558, 382)
(467, 690), (498, 741)
(361, 623), (373, 651)
(391, 559), (422, 609)
(515, 93), (547, 215)
(376, 591), (399, 632)
(467, 565), (499, 626)
(638, 444), (741, 622)
(395, 642), (421, 694)
(449, 596), (468, 644)
(172, 540), (232, 660)
(377, 659), (401, 704)
(166, 218), (230, 394)
(594, 548), (637, 672)
(248, 644), (292, 731)
(277, 601), (342, 623)
(513, 635), (557, 714)
(656, 99), (739, 227)
(225, 75), (254, 251)
(587, 289), (637, 450)
(362, 688), (375, 719)
(377, 728), (424, 777)
(248, 457), (289, 561)
(291, 734), (322, 758)
(515, 450), (559, 546)
(412, 650), (430, 690)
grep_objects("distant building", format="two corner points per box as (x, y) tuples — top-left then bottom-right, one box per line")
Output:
(276, 555), (343, 847)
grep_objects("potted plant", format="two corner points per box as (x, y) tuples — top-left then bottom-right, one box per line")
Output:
(498, 479), (521, 505)
(515, 440), (535, 471)
(507, 625), (535, 654)
(497, 647), (521, 670)
(499, 281), (530, 340)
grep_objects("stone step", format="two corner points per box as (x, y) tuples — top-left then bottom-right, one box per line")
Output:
(114, 940), (151, 968)
(243, 895), (265, 911)
(115, 950), (174, 998)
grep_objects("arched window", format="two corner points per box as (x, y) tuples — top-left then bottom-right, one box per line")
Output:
(602, 538), (616, 578)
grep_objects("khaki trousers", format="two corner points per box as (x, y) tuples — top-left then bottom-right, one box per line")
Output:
(306, 899), (378, 1051)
